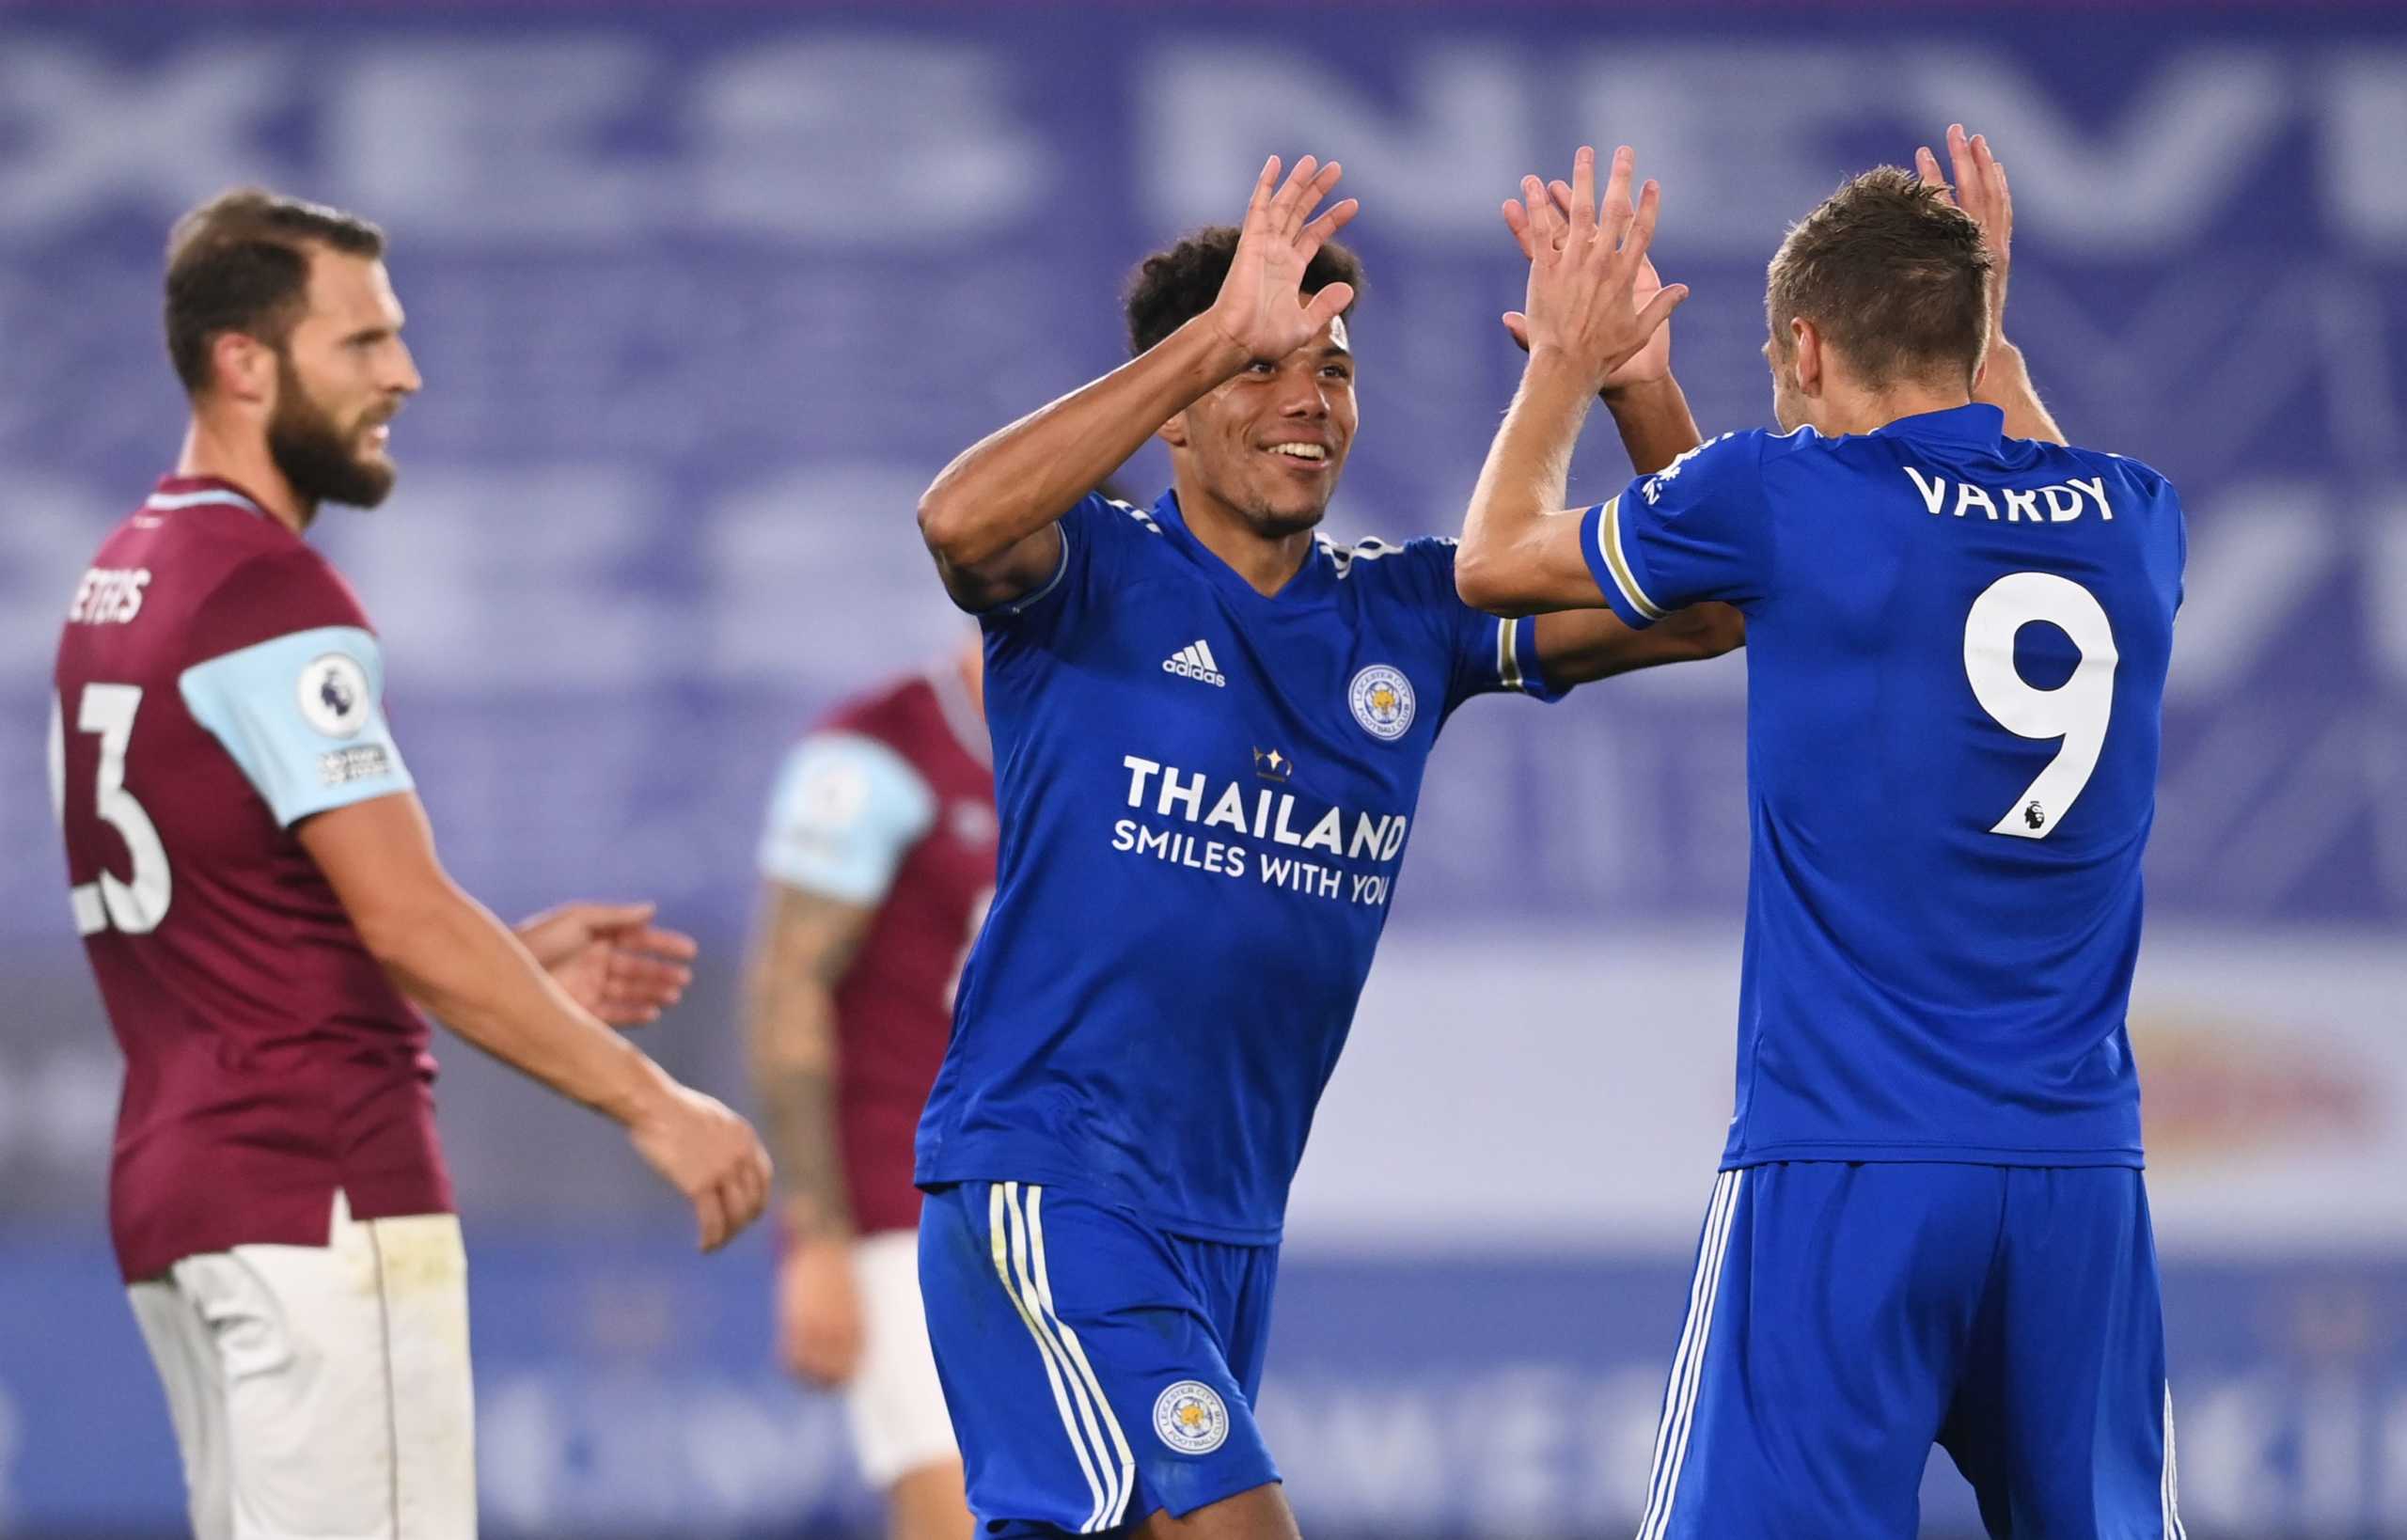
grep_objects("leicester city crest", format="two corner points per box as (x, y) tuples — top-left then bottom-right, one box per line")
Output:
(1153, 1379), (1230, 1455)
(1347, 664), (1415, 742)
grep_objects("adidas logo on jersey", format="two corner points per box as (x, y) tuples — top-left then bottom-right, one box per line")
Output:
(1163, 640), (1227, 687)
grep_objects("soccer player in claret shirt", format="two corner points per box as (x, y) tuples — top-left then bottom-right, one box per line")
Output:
(49, 189), (772, 1537)
(907, 156), (1736, 1540)
(745, 633), (995, 1540)
(1455, 130), (2187, 1536)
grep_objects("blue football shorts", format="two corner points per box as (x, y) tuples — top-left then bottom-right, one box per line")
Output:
(918, 1180), (1282, 1536)
(1637, 1161), (2185, 1540)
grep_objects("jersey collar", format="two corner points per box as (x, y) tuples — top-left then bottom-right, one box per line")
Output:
(1153, 488), (1335, 608)
(1869, 402), (2006, 448)
(148, 474), (273, 520)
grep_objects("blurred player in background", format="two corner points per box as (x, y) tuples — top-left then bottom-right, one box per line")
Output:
(1455, 130), (2184, 1536)
(908, 156), (1734, 1539)
(745, 631), (994, 1540)
(49, 189), (772, 1539)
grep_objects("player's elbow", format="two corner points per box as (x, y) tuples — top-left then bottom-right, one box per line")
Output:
(1673, 602), (1748, 659)
(340, 874), (484, 1005)
(1453, 546), (1535, 618)
(345, 894), (453, 982)
(917, 488), (997, 570)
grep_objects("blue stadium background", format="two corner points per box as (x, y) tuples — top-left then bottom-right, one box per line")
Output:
(5, 2), (2406, 1534)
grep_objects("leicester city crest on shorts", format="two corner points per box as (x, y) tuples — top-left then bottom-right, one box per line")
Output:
(1152, 1379), (1230, 1455)
(1347, 664), (1415, 742)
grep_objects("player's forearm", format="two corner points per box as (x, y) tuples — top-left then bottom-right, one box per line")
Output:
(743, 968), (854, 1239)
(1601, 375), (1704, 477)
(368, 890), (671, 1126)
(750, 1029), (853, 1239)
(918, 316), (1250, 568)
(1456, 349), (1609, 616)
(1977, 339), (2067, 446)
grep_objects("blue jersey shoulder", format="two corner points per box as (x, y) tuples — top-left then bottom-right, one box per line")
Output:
(1319, 532), (1456, 602)
(2061, 444), (2177, 498)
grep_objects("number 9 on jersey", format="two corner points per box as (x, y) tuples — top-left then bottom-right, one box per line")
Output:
(1963, 572), (2119, 841)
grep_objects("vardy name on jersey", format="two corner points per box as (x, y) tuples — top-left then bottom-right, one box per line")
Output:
(916, 491), (1560, 1243)
(1581, 405), (2185, 1171)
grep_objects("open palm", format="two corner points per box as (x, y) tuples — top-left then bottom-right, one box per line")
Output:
(1206, 154), (1360, 360)
(1916, 122), (2012, 342)
(1501, 146), (1688, 395)
(517, 902), (697, 1027)
(1501, 161), (1679, 391)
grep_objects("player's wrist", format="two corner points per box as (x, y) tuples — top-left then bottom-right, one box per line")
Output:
(1601, 372), (1678, 409)
(779, 1202), (854, 1249)
(1179, 310), (1257, 381)
(1524, 343), (1610, 401)
(600, 1049), (680, 1129)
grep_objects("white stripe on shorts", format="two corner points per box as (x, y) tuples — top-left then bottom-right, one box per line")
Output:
(2163, 1382), (2186, 1540)
(987, 1184), (1111, 1531)
(1027, 1186), (1137, 1530)
(1639, 1169), (1744, 1540)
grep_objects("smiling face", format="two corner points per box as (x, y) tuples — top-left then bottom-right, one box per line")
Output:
(266, 249), (420, 509)
(1164, 313), (1357, 539)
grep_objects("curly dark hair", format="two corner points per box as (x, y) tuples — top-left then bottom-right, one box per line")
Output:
(1124, 227), (1363, 357)
(1766, 166), (1991, 389)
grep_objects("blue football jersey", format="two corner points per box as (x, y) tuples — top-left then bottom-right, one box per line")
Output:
(1581, 404), (2183, 1168)
(915, 490), (1563, 1240)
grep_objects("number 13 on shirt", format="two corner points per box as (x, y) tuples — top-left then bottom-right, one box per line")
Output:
(1963, 572), (2118, 841)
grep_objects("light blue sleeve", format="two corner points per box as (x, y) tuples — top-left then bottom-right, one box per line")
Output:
(756, 731), (937, 904)
(179, 625), (415, 827)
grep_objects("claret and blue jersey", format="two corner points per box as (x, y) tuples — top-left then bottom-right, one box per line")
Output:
(1580, 403), (2186, 1168)
(914, 488), (1562, 1242)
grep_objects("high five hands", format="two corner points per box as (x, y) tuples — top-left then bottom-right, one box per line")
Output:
(1916, 123), (2013, 345)
(1206, 155), (1360, 362)
(1502, 147), (1682, 393)
(1502, 146), (1689, 396)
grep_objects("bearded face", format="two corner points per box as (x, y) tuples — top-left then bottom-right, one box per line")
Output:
(268, 346), (398, 510)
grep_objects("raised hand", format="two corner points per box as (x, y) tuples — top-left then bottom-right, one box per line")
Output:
(1502, 172), (1677, 392)
(1505, 146), (1688, 396)
(518, 901), (698, 1028)
(1205, 154), (1360, 361)
(1916, 123), (2013, 341)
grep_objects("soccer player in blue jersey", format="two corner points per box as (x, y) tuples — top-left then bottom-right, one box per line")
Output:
(1455, 131), (2186, 1536)
(909, 156), (1736, 1539)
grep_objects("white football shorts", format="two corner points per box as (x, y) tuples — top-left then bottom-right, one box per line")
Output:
(849, 1226), (960, 1488)
(125, 1189), (476, 1539)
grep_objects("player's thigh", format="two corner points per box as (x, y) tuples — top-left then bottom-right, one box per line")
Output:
(191, 1193), (475, 1539)
(1640, 1164), (2001, 1540)
(1136, 1480), (1298, 1540)
(848, 1228), (963, 1494)
(128, 1276), (235, 1540)
(886, 1458), (975, 1540)
(918, 1181), (1278, 1537)
(1940, 1167), (2178, 1539)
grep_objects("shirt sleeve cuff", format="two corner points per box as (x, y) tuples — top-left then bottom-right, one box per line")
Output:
(974, 524), (1073, 621)
(1500, 615), (1569, 701)
(1580, 496), (1663, 632)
